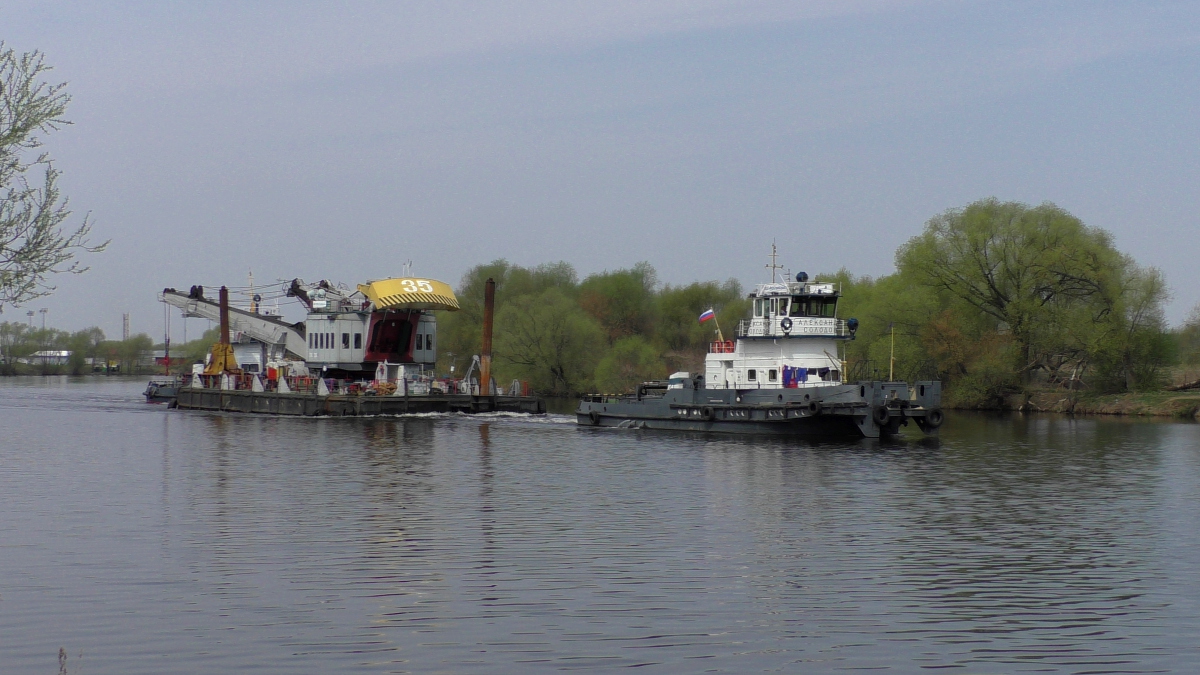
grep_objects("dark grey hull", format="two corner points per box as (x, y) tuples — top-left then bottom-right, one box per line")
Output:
(144, 378), (181, 403)
(576, 412), (864, 436)
(174, 387), (546, 416)
(576, 381), (942, 439)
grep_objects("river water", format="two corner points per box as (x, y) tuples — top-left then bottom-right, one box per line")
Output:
(2, 378), (1199, 674)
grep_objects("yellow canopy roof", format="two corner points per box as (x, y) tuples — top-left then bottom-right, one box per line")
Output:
(358, 278), (460, 311)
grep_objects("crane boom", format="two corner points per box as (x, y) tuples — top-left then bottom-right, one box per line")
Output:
(160, 288), (308, 359)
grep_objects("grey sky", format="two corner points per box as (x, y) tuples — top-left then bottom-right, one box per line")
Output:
(4, 0), (1199, 339)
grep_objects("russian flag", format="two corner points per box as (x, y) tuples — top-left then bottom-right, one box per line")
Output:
(698, 308), (716, 323)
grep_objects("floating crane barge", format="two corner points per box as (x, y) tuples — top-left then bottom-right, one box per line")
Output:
(159, 277), (545, 416)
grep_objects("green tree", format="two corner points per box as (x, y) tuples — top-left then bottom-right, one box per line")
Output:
(594, 335), (664, 393)
(0, 320), (33, 372)
(437, 260), (577, 375)
(897, 199), (1122, 383)
(1178, 304), (1200, 373)
(494, 288), (605, 394)
(1, 44), (105, 310)
(66, 326), (103, 375)
(1085, 263), (1172, 391)
(117, 334), (153, 374)
(578, 262), (657, 343)
(655, 279), (746, 372)
(179, 327), (220, 365)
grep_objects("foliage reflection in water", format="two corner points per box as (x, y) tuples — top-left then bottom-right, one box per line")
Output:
(1, 379), (1198, 673)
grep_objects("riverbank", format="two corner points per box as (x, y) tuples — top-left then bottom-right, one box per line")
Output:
(974, 389), (1200, 419)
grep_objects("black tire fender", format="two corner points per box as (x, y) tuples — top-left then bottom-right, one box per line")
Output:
(589, 410), (600, 426)
(808, 401), (820, 415)
(925, 408), (944, 428)
(701, 406), (714, 421)
(872, 405), (890, 426)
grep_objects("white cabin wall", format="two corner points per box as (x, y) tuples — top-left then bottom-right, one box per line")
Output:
(413, 314), (437, 365)
(305, 313), (371, 365)
(705, 338), (843, 389)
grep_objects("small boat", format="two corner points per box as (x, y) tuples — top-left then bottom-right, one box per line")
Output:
(144, 377), (181, 403)
(576, 248), (942, 438)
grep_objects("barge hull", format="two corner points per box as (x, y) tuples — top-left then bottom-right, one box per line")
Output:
(175, 388), (545, 416)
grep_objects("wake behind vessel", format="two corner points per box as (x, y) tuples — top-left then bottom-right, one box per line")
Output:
(576, 250), (942, 438)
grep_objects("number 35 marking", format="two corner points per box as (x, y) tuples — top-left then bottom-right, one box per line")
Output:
(401, 279), (434, 293)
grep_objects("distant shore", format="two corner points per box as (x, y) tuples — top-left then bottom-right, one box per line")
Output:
(953, 389), (1200, 420)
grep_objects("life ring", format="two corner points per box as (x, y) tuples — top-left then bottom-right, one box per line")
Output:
(589, 410), (601, 426)
(723, 340), (734, 353)
(701, 406), (714, 421)
(872, 405), (890, 426)
(925, 408), (944, 428)
(780, 317), (793, 334)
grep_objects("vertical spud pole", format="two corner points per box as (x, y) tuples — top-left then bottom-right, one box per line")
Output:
(219, 286), (231, 347)
(480, 278), (495, 396)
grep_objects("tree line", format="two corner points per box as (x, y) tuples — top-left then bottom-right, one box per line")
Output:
(0, 322), (154, 375)
(440, 199), (1196, 404)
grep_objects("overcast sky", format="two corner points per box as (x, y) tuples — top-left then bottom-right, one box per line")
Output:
(4, 0), (1199, 339)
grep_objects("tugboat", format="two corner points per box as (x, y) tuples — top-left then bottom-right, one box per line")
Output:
(576, 249), (942, 438)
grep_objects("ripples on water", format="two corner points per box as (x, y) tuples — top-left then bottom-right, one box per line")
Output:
(2, 377), (1199, 673)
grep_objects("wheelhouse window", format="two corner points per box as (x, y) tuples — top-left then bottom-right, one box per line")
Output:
(789, 297), (838, 317)
(342, 333), (350, 349)
(354, 333), (362, 349)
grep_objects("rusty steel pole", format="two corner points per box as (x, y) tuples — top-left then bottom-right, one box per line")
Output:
(219, 286), (231, 345)
(480, 278), (495, 395)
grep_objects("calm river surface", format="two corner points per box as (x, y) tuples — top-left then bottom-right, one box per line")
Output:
(3, 378), (1200, 674)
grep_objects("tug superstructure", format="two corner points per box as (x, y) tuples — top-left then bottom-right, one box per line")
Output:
(576, 253), (943, 438)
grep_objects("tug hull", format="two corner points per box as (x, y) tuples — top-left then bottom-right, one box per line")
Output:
(576, 381), (942, 439)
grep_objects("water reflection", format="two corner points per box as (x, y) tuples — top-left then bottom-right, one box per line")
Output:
(3, 382), (1199, 674)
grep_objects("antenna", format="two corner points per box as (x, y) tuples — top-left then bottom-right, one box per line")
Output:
(765, 240), (784, 283)
(247, 269), (258, 313)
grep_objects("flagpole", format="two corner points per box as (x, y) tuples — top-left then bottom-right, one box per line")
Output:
(889, 323), (895, 381)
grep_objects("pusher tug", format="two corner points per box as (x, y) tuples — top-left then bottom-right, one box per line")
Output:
(576, 249), (943, 438)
